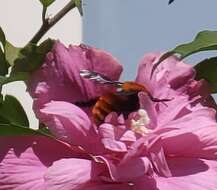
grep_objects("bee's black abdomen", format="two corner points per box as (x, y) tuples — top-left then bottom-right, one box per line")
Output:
(74, 98), (98, 107)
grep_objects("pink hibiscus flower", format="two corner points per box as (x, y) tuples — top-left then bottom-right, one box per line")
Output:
(1, 42), (217, 190)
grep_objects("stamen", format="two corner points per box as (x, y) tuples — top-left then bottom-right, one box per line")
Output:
(131, 109), (151, 135)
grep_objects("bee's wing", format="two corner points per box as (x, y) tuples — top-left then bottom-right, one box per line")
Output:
(80, 70), (123, 87)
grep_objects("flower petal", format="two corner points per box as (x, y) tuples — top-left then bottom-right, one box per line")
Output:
(0, 136), (76, 190)
(83, 183), (132, 190)
(120, 130), (137, 142)
(39, 101), (102, 152)
(28, 42), (123, 108)
(101, 138), (127, 152)
(98, 123), (116, 139)
(136, 52), (195, 98)
(164, 106), (216, 130)
(44, 158), (103, 190)
(156, 95), (190, 127)
(98, 124), (127, 152)
(98, 156), (153, 182)
(84, 178), (157, 190)
(161, 125), (217, 159)
(157, 158), (217, 190)
(148, 137), (172, 177)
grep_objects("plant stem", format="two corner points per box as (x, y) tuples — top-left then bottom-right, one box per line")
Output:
(42, 7), (47, 23)
(29, 0), (76, 44)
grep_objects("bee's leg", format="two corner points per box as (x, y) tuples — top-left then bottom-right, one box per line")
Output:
(148, 93), (174, 106)
(150, 97), (173, 102)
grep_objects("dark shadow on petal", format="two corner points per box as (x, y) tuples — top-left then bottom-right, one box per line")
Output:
(162, 130), (217, 160)
(167, 157), (209, 177)
(0, 136), (87, 167)
(0, 136), (33, 162)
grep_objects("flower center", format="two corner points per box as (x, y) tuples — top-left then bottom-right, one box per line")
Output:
(130, 109), (151, 135)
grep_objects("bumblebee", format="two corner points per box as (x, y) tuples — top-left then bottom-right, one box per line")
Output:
(79, 70), (170, 125)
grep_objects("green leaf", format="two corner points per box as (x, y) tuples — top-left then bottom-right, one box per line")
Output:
(0, 27), (6, 46)
(194, 57), (217, 93)
(0, 72), (29, 85)
(5, 41), (21, 66)
(0, 48), (8, 76)
(39, 123), (54, 136)
(74, 0), (83, 16)
(0, 123), (53, 137)
(12, 39), (54, 73)
(0, 124), (36, 135)
(0, 27), (9, 76)
(0, 39), (53, 85)
(151, 31), (217, 76)
(39, 0), (55, 7)
(171, 31), (217, 59)
(0, 95), (29, 126)
(158, 31), (217, 63)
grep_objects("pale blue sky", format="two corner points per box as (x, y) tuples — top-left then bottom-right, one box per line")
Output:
(83, 0), (217, 80)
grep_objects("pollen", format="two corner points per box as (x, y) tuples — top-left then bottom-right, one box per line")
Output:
(131, 109), (151, 135)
